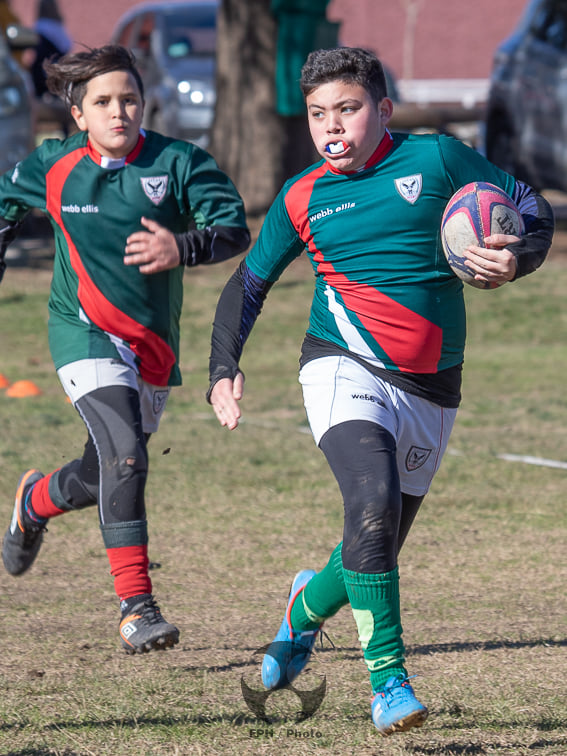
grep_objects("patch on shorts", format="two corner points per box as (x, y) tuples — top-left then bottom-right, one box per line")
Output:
(405, 445), (432, 471)
(153, 390), (169, 415)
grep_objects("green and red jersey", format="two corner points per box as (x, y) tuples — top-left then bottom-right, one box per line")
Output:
(248, 132), (517, 374)
(0, 129), (248, 386)
(209, 131), (553, 406)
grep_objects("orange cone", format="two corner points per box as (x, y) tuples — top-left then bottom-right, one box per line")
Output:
(5, 380), (42, 397)
(0, 374), (9, 388)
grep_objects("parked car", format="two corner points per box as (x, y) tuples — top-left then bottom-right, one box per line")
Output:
(485, 0), (567, 191)
(0, 24), (36, 175)
(111, 0), (217, 148)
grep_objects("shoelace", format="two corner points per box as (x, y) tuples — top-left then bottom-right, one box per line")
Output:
(22, 523), (47, 544)
(377, 673), (416, 702)
(292, 626), (335, 652)
(318, 627), (335, 650)
(139, 598), (164, 624)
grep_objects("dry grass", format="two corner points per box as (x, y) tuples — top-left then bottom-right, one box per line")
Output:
(0, 233), (566, 755)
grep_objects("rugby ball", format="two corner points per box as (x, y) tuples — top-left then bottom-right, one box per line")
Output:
(441, 182), (524, 289)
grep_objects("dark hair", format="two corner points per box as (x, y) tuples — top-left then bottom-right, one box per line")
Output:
(44, 45), (144, 108)
(300, 47), (388, 105)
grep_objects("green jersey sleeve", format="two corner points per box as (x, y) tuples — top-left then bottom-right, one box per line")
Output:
(0, 139), (66, 221)
(437, 134), (517, 197)
(245, 184), (305, 282)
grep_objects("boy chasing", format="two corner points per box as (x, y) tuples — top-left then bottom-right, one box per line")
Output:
(0, 46), (249, 654)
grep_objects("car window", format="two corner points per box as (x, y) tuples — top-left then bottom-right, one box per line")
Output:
(162, 7), (217, 59)
(530, 0), (567, 50)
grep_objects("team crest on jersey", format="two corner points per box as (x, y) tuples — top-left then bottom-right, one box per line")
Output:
(395, 174), (422, 204)
(405, 445), (432, 471)
(141, 175), (168, 205)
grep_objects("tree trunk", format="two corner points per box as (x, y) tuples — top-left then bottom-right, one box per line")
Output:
(211, 0), (285, 216)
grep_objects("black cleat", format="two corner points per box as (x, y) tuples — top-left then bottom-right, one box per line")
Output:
(2, 469), (46, 576)
(119, 594), (180, 654)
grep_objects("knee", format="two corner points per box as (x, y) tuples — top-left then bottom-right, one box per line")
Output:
(342, 491), (399, 573)
(102, 436), (148, 522)
(117, 434), (148, 481)
(121, 445), (148, 476)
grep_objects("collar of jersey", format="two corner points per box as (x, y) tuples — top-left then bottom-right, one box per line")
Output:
(87, 129), (146, 169)
(327, 130), (394, 175)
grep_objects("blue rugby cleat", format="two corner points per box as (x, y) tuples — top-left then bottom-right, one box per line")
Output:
(261, 569), (321, 689)
(371, 673), (428, 736)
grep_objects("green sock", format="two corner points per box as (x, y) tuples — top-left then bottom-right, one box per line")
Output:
(343, 566), (407, 692)
(289, 542), (349, 630)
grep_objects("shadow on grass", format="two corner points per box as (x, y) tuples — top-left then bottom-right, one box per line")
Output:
(3, 714), (567, 756)
(0, 710), (308, 739)
(409, 636), (567, 656)
(179, 636), (567, 675)
(406, 736), (567, 754)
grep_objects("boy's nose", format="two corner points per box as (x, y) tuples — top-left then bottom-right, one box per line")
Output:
(327, 117), (342, 133)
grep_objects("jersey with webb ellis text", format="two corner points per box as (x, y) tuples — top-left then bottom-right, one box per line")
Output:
(246, 131), (516, 375)
(0, 130), (247, 386)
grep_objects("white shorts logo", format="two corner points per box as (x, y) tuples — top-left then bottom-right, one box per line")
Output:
(406, 445), (432, 471)
(395, 174), (422, 204)
(153, 390), (169, 415)
(141, 175), (168, 205)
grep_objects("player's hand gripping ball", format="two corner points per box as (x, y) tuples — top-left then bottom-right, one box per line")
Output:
(441, 181), (524, 289)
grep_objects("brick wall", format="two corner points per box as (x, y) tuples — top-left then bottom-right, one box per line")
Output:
(327, 0), (526, 80)
(12, 0), (527, 82)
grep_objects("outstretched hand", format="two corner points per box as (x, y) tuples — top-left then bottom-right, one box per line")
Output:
(210, 372), (245, 430)
(124, 216), (180, 274)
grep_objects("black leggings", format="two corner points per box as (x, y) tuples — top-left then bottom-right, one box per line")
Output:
(319, 419), (424, 573)
(49, 385), (149, 526)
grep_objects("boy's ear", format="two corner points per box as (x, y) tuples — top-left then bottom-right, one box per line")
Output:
(71, 104), (87, 132)
(379, 97), (394, 123)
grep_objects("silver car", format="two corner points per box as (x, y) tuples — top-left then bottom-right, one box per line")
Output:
(111, 0), (217, 148)
(0, 27), (35, 175)
(485, 0), (567, 191)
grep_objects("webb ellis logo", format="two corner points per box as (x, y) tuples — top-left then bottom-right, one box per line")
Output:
(241, 640), (326, 723)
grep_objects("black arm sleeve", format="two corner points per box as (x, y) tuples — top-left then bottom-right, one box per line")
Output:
(175, 225), (251, 267)
(509, 182), (555, 279)
(207, 260), (273, 401)
(0, 217), (23, 283)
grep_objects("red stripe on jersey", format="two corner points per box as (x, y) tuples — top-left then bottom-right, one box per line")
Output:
(46, 146), (175, 386)
(284, 157), (442, 372)
(322, 269), (443, 373)
(284, 162), (329, 237)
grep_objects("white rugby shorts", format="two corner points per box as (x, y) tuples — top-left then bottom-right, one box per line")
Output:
(299, 355), (457, 496)
(57, 358), (171, 434)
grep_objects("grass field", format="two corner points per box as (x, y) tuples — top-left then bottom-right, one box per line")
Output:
(0, 235), (566, 756)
